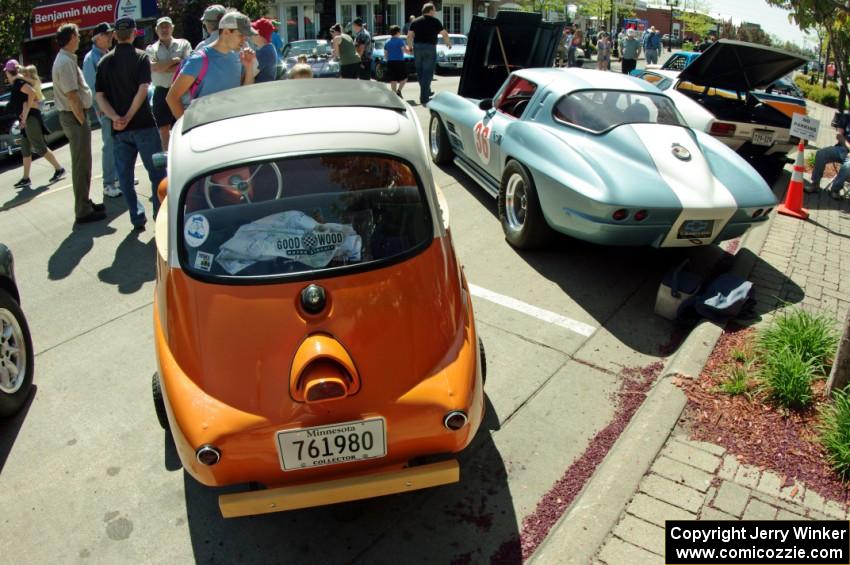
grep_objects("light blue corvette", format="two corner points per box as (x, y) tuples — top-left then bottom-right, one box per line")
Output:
(427, 67), (778, 249)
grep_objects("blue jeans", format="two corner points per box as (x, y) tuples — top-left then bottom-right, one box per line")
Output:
(645, 48), (659, 65)
(812, 145), (850, 193)
(112, 127), (164, 225)
(413, 43), (436, 104)
(98, 114), (117, 187)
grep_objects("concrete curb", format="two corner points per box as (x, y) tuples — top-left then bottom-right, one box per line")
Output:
(529, 218), (773, 565)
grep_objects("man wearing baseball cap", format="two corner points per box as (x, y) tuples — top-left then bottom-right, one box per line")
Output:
(195, 4), (227, 51)
(167, 11), (256, 119)
(146, 16), (191, 148)
(83, 22), (121, 199)
(95, 16), (165, 230)
(251, 18), (279, 82)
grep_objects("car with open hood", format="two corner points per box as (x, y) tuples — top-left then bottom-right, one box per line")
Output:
(0, 244), (33, 418)
(427, 13), (776, 250)
(151, 79), (484, 517)
(632, 40), (807, 176)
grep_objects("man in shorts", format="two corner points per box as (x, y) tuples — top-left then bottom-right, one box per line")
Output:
(353, 18), (372, 80)
(146, 16), (191, 149)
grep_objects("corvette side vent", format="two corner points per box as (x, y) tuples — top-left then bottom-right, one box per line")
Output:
(446, 121), (457, 134)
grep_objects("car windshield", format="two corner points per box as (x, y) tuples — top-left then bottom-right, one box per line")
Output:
(284, 41), (330, 57)
(448, 36), (467, 45)
(180, 154), (433, 279)
(553, 90), (686, 133)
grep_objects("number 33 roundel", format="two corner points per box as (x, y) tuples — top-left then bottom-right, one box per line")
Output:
(473, 120), (491, 164)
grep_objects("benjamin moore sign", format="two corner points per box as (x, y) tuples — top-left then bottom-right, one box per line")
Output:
(30, 0), (156, 39)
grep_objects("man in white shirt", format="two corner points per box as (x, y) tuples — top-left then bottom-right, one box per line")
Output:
(146, 17), (191, 149)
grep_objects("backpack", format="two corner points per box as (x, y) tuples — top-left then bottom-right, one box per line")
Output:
(171, 48), (209, 100)
(677, 273), (757, 326)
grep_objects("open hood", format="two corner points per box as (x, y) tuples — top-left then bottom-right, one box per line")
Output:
(678, 39), (806, 92)
(458, 11), (564, 100)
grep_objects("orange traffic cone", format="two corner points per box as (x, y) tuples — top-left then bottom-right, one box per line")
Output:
(778, 141), (809, 220)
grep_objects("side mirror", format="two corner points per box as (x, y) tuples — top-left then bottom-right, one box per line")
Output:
(152, 152), (168, 170)
(479, 98), (493, 111)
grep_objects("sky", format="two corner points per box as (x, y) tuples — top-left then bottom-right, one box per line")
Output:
(704, 0), (807, 45)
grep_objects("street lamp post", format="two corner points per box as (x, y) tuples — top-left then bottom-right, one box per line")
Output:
(666, 0), (678, 52)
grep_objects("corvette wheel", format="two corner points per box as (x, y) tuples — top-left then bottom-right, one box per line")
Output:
(429, 113), (454, 166)
(0, 289), (33, 418)
(152, 372), (170, 430)
(498, 161), (550, 249)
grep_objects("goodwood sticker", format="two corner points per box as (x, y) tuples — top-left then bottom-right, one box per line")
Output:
(216, 210), (362, 274)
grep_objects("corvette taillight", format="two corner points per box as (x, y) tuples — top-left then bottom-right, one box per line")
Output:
(709, 122), (736, 137)
(612, 209), (628, 221)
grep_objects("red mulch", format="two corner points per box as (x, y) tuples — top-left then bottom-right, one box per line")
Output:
(490, 361), (666, 563)
(678, 326), (850, 505)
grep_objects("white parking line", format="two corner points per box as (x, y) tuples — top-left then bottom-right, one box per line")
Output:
(468, 284), (597, 337)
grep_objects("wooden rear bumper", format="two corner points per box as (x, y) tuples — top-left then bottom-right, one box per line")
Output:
(219, 459), (459, 518)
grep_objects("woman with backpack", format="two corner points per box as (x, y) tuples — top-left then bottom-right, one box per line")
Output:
(4, 60), (65, 188)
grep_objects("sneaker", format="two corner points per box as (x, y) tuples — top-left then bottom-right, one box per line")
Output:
(132, 221), (147, 232)
(13, 177), (30, 188)
(49, 168), (66, 183)
(88, 199), (105, 212)
(74, 209), (107, 224)
(103, 184), (122, 198)
(396, 89), (403, 97)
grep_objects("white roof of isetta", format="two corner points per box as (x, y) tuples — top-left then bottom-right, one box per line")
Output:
(511, 67), (666, 97)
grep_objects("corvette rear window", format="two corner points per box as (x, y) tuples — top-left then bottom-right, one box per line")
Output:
(179, 155), (432, 279)
(554, 90), (686, 133)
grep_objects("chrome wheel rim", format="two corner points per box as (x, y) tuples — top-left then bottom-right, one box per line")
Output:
(505, 173), (528, 231)
(0, 308), (26, 394)
(430, 118), (440, 157)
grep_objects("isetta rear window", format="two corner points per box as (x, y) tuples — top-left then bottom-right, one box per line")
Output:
(179, 154), (433, 279)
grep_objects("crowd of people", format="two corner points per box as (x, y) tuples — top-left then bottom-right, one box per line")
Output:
(557, 24), (666, 74)
(5, 2), (454, 229)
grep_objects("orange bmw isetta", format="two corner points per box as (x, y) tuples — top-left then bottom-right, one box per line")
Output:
(152, 80), (485, 518)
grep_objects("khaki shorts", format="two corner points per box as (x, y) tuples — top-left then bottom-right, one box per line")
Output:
(20, 113), (48, 158)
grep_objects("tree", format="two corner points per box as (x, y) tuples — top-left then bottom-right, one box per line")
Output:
(766, 0), (850, 108)
(0, 0), (34, 62)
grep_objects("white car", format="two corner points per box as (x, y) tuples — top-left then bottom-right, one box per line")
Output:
(437, 34), (467, 70)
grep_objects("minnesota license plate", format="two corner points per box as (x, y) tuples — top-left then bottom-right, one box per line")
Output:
(276, 418), (386, 471)
(677, 219), (714, 239)
(752, 129), (775, 146)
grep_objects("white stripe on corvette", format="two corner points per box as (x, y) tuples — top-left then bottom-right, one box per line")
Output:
(468, 284), (596, 337)
(629, 124), (737, 248)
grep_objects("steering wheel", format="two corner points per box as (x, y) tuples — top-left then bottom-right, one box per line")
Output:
(203, 162), (284, 209)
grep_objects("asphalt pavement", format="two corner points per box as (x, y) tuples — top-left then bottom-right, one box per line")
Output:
(0, 64), (751, 564)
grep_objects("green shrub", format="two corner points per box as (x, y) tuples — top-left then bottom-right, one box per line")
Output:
(820, 87), (839, 108)
(758, 308), (839, 375)
(760, 347), (817, 409)
(681, 41), (695, 52)
(806, 151), (816, 168)
(819, 387), (850, 479)
(718, 366), (751, 396)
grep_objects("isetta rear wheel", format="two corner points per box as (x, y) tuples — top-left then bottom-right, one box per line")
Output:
(429, 113), (454, 166)
(498, 161), (550, 249)
(0, 289), (33, 418)
(203, 162), (284, 209)
(152, 372), (169, 430)
(479, 337), (486, 385)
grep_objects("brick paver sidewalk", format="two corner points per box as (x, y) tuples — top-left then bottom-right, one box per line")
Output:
(595, 179), (850, 564)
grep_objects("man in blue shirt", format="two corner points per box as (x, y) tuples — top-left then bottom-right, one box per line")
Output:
(643, 26), (661, 65)
(167, 11), (257, 120)
(82, 22), (121, 198)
